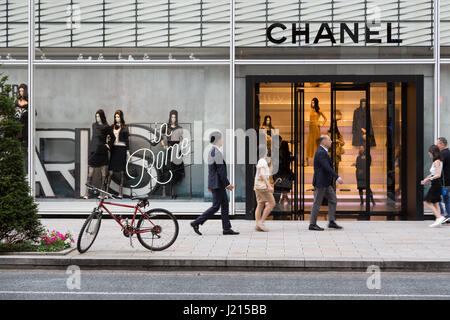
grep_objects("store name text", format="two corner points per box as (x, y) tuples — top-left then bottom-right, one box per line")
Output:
(266, 22), (403, 45)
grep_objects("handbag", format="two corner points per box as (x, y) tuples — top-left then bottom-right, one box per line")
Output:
(254, 177), (268, 190)
(442, 166), (447, 196)
(274, 177), (292, 192)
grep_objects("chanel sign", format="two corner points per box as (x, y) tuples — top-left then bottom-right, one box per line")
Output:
(267, 22), (403, 45)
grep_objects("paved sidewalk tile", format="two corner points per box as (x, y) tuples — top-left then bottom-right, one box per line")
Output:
(37, 219), (450, 262)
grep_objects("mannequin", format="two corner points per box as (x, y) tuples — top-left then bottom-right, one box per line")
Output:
(161, 110), (185, 199)
(355, 145), (376, 206)
(14, 84), (29, 173)
(14, 84), (28, 147)
(352, 98), (376, 147)
(306, 98), (327, 165)
(106, 109), (129, 198)
(327, 110), (345, 171)
(260, 115), (275, 136)
(83, 109), (110, 199)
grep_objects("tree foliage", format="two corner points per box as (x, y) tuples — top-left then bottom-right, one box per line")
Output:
(0, 73), (43, 243)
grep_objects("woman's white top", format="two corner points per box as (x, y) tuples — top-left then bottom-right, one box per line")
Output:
(255, 157), (271, 180)
(430, 160), (443, 178)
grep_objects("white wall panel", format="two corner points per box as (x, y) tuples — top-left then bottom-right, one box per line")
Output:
(203, 23), (230, 46)
(40, 0), (71, 23)
(75, 0), (103, 23)
(302, 0), (332, 21)
(334, 0), (365, 21)
(203, 0), (230, 22)
(137, 23), (168, 47)
(72, 23), (103, 47)
(40, 23), (71, 47)
(236, 0), (266, 22)
(105, 0), (135, 22)
(104, 23), (135, 46)
(0, 0), (439, 48)
(138, 0), (168, 22)
(268, 0), (299, 22)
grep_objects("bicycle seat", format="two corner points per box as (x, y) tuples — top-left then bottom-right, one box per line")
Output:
(132, 195), (149, 201)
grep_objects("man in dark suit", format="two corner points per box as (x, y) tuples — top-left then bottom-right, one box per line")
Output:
(310, 134), (344, 231)
(190, 131), (239, 236)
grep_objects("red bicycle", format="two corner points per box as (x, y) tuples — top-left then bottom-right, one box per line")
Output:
(77, 184), (179, 253)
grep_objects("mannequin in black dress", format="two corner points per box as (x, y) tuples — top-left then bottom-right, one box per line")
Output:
(14, 84), (29, 173)
(83, 109), (110, 199)
(355, 145), (376, 206)
(161, 110), (185, 199)
(352, 99), (376, 147)
(106, 110), (129, 198)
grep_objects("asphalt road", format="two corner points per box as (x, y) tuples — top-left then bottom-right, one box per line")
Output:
(1, 269), (450, 300)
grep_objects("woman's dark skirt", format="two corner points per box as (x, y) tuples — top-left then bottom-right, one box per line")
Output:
(109, 145), (127, 172)
(88, 145), (109, 167)
(167, 141), (185, 184)
(424, 179), (442, 203)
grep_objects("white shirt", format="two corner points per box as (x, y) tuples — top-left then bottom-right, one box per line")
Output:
(255, 157), (271, 180)
(430, 160), (443, 178)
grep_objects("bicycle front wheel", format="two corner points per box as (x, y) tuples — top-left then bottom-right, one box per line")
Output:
(77, 210), (102, 253)
(136, 208), (179, 251)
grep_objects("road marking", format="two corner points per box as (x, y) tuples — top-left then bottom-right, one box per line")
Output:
(1, 291), (450, 298)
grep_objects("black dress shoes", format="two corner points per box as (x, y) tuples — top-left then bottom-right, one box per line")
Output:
(328, 221), (343, 229)
(309, 224), (324, 231)
(223, 229), (240, 235)
(190, 222), (202, 235)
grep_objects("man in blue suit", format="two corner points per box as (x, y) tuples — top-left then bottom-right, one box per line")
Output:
(310, 135), (344, 231)
(190, 131), (239, 235)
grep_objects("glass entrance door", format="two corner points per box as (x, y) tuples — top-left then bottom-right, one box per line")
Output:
(293, 85), (305, 219)
(253, 80), (404, 220)
(331, 84), (371, 215)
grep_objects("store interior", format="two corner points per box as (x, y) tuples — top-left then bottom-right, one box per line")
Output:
(257, 81), (403, 217)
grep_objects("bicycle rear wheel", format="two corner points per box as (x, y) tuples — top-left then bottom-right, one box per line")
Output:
(77, 209), (102, 253)
(136, 208), (179, 251)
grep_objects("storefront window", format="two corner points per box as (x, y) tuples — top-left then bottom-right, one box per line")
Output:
(33, 65), (230, 201)
(0, 1), (445, 220)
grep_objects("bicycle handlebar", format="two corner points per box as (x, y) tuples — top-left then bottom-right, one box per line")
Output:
(85, 184), (117, 199)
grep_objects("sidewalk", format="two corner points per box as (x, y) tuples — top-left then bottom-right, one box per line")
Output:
(1, 219), (450, 271)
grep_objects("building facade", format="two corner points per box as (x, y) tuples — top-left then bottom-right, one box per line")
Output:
(0, 0), (449, 220)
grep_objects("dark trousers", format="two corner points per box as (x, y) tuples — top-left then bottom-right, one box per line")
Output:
(310, 186), (337, 225)
(194, 188), (231, 231)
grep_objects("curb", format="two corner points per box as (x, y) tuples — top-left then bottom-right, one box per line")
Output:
(1, 256), (450, 271)
(0, 247), (76, 256)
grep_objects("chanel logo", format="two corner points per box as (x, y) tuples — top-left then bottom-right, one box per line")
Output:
(267, 22), (402, 45)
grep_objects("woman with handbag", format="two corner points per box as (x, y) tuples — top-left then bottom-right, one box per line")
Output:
(422, 145), (449, 227)
(254, 145), (275, 232)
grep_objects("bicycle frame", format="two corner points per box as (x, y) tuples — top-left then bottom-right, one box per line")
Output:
(97, 199), (156, 236)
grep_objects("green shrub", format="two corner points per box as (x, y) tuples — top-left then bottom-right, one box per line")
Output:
(0, 73), (43, 244)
